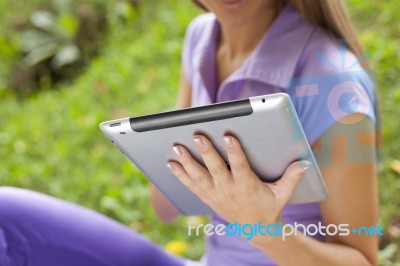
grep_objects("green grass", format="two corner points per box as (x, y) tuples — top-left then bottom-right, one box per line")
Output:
(1, 0), (399, 263)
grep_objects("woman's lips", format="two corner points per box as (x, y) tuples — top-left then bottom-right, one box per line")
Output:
(219, 0), (246, 10)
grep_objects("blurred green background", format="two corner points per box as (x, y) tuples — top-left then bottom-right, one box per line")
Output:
(0, 0), (399, 264)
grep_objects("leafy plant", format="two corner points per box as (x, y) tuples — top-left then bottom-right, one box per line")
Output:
(8, 0), (108, 97)
(20, 5), (80, 68)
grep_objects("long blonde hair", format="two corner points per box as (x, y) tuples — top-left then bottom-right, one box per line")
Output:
(192, 0), (365, 62)
(288, 0), (364, 60)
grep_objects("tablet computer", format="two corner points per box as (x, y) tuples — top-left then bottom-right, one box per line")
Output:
(100, 93), (328, 215)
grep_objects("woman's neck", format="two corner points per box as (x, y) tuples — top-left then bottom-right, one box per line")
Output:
(218, 3), (283, 59)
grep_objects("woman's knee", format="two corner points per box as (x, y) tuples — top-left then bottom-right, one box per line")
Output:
(0, 187), (186, 266)
(0, 186), (27, 214)
(0, 187), (48, 226)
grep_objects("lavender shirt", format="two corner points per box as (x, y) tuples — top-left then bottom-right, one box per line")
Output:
(182, 4), (376, 266)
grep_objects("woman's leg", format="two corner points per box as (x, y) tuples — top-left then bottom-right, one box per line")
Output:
(0, 187), (186, 266)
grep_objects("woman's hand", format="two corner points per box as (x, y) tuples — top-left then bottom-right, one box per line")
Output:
(166, 135), (311, 226)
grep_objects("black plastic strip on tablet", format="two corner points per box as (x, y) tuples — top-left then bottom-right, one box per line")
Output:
(130, 99), (253, 132)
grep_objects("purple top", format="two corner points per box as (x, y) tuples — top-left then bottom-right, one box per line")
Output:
(182, 4), (376, 266)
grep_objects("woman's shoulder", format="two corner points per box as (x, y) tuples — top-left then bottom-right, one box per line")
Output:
(294, 26), (375, 101)
(184, 13), (216, 45)
(182, 13), (218, 83)
(187, 13), (216, 28)
(289, 27), (376, 144)
(297, 27), (367, 79)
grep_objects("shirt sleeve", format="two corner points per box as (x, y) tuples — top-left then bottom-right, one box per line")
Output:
(287, 32), (377, 145)
(181, 15), (207, 85)
(181, 22), (194, 84)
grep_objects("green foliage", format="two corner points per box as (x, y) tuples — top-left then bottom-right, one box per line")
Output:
(349, 0), (400, 112)
(349, 1), (400, 264)
(0, 0), (399, 263)
(21, 4), (81, 68)
(1, 0), (108, 97)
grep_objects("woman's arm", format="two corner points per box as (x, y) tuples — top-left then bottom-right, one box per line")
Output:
(149, 68), (192, 223)
(251, 114), (379, 266)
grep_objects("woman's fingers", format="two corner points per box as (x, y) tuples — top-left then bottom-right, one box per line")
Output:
(171, 145), (214, 190)
(166, 161), (211, 205)
(192, 135), (233, 186)
(223, 135), (258, 184)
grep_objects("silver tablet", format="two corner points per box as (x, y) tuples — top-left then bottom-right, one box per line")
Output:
(100, 93), (328, 215)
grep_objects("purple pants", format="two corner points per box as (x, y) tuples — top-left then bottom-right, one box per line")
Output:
(0, 187), (186, 266)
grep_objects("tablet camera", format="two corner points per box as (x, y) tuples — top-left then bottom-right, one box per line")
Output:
(262, 98), (265, 103)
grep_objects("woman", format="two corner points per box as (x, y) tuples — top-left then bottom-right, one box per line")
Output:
(0, 0), (379, 265)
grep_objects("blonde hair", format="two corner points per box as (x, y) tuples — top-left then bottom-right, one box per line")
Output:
(192, 0), (365, 64)
(288, 0), (364, 61)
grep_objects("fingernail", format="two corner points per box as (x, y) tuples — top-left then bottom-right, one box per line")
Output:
(298, 160), (311, 170)
(223, 136), (233, 147)
(166, 163), (174, 171)
(193, 136), (204, 146)
(173, 146), (183, 156)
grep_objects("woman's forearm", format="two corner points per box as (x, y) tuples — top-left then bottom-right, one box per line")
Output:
(149, 184), (180, 223)
(149, 68), (190, 224)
